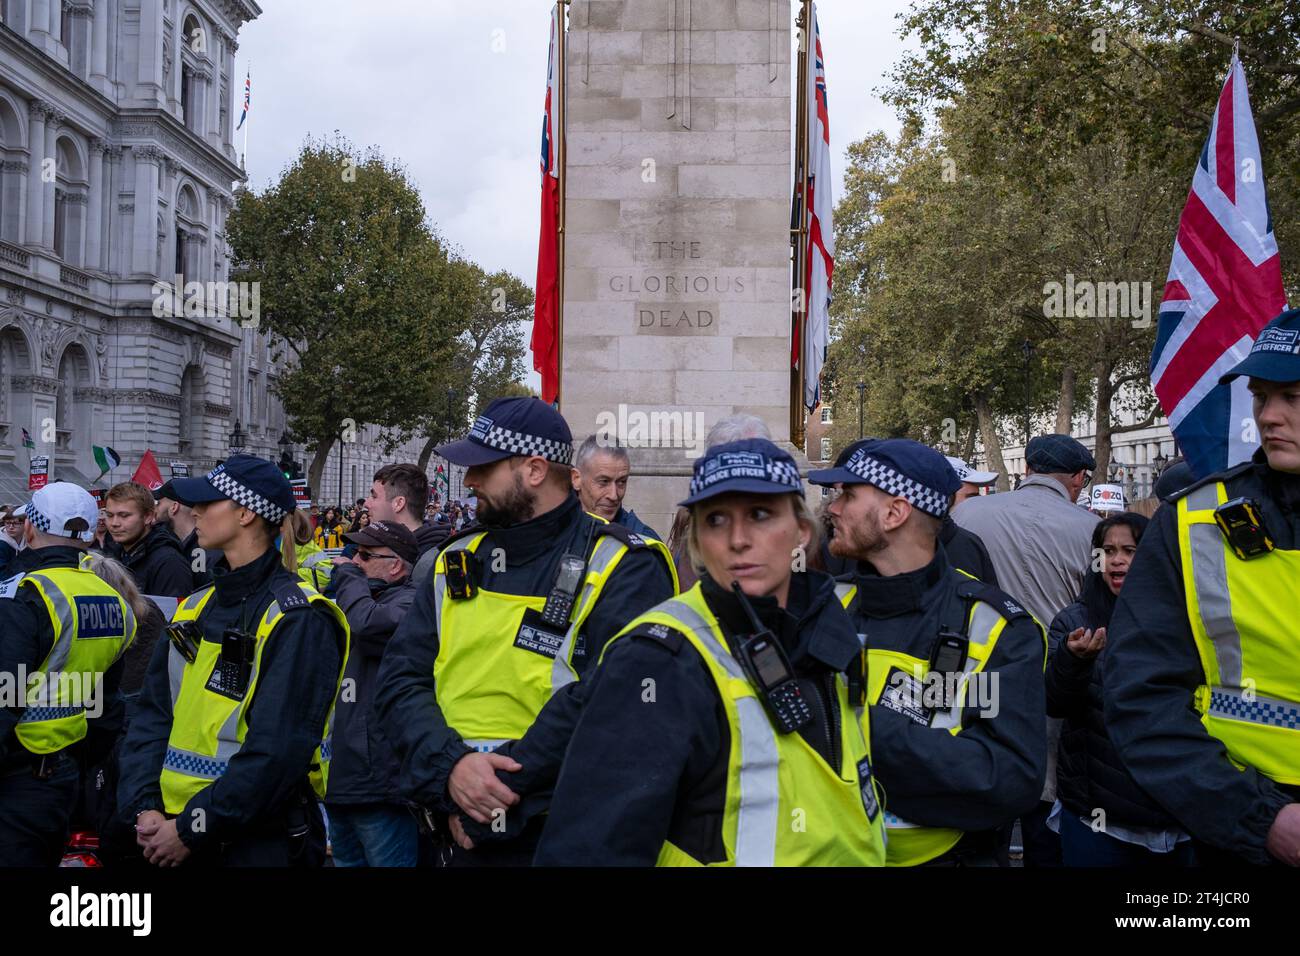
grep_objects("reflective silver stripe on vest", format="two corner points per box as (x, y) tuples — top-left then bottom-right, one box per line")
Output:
(24, 573), (77, 674)
(433, 535), (480, 635)
(464, 738), (509, 753)
(930, 600), (1002, 732)
(651, 599), (780, 866)
(834, 582), (855, 606)
(549, 535), (626, 693)
(1184, 484), (1243, 687)
(1207, 686), (1300, 730)
(167, 643), (188, 708)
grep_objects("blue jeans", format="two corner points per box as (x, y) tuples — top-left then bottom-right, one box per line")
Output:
(1059, 809), (1196, 867)
(327, 803), (419, 867)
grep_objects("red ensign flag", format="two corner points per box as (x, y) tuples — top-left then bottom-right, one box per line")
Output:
(530, 5), (562, 404)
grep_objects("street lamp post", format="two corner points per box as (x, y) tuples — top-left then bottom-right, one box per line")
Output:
(1020, 339), (1035, 447)
(446, 388), (456, 499)
(228, 420), (246, 455)
(856, 381), (866, 440)
(337, 428), (346, 510)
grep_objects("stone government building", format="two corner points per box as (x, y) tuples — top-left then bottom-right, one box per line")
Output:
(0, 0), (430, 506)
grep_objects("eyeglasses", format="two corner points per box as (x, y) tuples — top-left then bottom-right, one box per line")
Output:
(357, 550), (400, 564)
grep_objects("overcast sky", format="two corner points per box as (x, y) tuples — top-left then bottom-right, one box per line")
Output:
(235, 0), (917, 384)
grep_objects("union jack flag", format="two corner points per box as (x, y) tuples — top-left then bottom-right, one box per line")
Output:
(236, 71), (251, 130)
(1151, 55), (1287, 479)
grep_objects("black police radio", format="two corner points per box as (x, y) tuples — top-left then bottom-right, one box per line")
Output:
(729, 581), (813, 734)
(541, 553), (587, 629)
(539, 522), (596, 629)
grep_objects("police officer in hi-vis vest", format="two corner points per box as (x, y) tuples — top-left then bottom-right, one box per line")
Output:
(535, 439), (887, 866)
(376, 397), (677, 865)
(0, 483), (136, 866)
(117, 455), (349, 867)
(810, 439), (1048, 866)
(1105, 307), (1300, 867)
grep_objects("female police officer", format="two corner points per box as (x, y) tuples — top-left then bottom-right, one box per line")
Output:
(117, 455), (349, 866)
(534, 438), (886, 866)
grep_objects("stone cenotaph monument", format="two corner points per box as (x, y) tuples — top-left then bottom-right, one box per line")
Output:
(560, 0), (796, 536)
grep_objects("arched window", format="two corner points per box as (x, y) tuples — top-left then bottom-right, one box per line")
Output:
(181, 65), (194, 129)
(179, 364), (205, 454)
(53, 137), (86, 266)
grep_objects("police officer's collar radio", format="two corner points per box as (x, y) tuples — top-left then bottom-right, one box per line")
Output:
(729, 581), (814, 734)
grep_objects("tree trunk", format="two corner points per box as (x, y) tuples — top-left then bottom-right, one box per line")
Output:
(974, 392), (1011, 492)
(1091, 359), (1115, 483)
(1056, 366), (1076, 435)
(417, 435), (438, 471)
(307, 441), (333, 505)
(962, 421), (977, 462)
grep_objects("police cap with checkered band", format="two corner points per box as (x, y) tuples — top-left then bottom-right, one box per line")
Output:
(435, 397), (574, 468)
(168, 454), (297, 524)
(678, 438), (805, 506)
(807, 438), (962, 518)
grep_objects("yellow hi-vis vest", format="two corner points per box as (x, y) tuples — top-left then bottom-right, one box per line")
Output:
(1177, 480), (1300, 784)
(8, 567), (136, 755)
(835, 576), (1018, 866)
(295, 541), (333, 591)
(159, 581), (350, 814)
(432, 520), (677, 750)
(603, 584), (886, 866)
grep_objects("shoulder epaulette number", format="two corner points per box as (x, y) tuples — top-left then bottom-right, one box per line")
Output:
(272, 579), (311, 611)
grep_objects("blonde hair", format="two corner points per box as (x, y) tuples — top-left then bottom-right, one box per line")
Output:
(289, 509), (314, 546)
(684, 492), (821, 574)
(280, 514), (297, 573)
(81, 551), (152, 622)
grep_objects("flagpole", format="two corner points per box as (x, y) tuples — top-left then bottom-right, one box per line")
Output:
(242, 64), (250, 172)
(790, 1), (812, 449)
(555, 4), (567, 409)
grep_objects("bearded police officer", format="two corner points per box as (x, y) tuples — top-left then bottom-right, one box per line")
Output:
(811, 439), (1047, 866)
(117, 455), (349, 867)
(376, 397), (677, 865)
(0, 483), (137, 865)
(1105, 307), (1300, 866)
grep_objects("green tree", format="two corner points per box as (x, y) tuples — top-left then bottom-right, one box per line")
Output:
(226, 137), (474, 492)
(413, 265), (532, 468)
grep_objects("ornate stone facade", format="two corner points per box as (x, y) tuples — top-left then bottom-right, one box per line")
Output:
(0, 0), (429, 504)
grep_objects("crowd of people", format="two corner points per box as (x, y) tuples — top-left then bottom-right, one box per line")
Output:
(0, 307), (1297, 869)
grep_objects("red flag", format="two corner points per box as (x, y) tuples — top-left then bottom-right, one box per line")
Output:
(530, 5), (562, 404)
(132, 450), (164, 491)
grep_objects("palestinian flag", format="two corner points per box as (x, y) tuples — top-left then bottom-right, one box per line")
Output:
(93, 445), (121, 474)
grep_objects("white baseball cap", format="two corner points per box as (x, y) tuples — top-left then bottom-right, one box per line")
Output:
(945, 456), (999, 486)
(22, 482), (98, 542)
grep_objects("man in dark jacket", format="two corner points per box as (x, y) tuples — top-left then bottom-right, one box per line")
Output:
(571, 435), (659, 539)
(325, 520), (419, 866)
(1104, 309), (1300, 867)
(154, 481), (220, 591)
(811, 439), (1048, 866)
(0, 485), (132, 865)
(361, 463), (449, 591)
(375, 398), (676, 865)
(103, 481), (192, 598)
